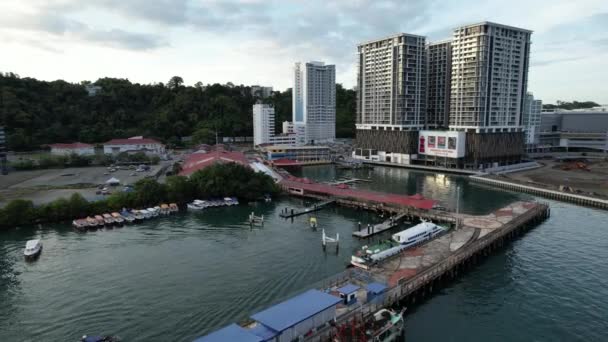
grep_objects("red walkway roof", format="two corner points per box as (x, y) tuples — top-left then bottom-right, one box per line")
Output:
(280, 176), (436, 210)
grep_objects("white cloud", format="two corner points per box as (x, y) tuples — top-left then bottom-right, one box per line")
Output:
(0, 0), (607, 103)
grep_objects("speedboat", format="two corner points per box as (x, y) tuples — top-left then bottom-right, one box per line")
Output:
(160, 204), (170, 215)
(87, 216), (100, 230)
(187, 200), (206, 210)
(24, 239), (42, 260)
(121, 211), (135, 224)
(147, 207), (159, 217)
(131, 210), (145, 221)
(140, 209), (152, 219)
(72, 219), (88, 232)
(111, 212), (125, 226)
(351, 240), (401, 269)
(102, 213), (115, 226)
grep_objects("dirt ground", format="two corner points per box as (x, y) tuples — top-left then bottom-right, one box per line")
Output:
(497, 159), (608, 198)
(0, 164), (166, 206)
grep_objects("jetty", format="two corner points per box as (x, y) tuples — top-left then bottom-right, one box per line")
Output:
(302, 201), (550, 341)
(352, 212), (408, 238)
(325, 177), (372, 186)
(279, 199), (336, 218)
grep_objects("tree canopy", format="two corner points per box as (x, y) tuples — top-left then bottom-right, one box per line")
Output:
(0, 72), (357, 151)
(543, 101), (600, 110)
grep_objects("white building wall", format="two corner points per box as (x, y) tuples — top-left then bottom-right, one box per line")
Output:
(523, 92), (542, 144)
(253, 103), (275, 146)
(51, 147), (95, 156)
(103, 143), (164, 155)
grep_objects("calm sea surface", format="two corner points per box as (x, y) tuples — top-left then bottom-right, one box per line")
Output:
(1, 165), (606, 341)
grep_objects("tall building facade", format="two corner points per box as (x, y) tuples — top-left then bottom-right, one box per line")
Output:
(0, 126), (6, 175)
(449, 22), (532, 167)
(522, 92), (542, 145)
(253, 103), (275, 146)
(293, 61), (336, 144)
(450, 22), (531, 131)
(354, 33), (427, 162)
(426, 40), (452, 128)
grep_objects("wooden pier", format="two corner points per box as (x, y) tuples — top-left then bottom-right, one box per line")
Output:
(304, 201), (550, 341)
(279, 200), (336, 218)
(352, 213), (408, 238)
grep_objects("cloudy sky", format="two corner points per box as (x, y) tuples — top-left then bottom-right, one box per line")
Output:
(1, 0), (607, 104)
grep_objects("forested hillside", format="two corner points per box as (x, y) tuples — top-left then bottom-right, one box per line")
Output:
(0, 73), (356, 151)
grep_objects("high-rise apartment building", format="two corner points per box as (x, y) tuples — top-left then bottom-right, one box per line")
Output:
(253, 103), (275, 146)
(523, 92), (542, 145)
(293, 61), (336, 143)
(449, 22), (531, 131)
(448, 22), (532, 167)
(426, 40), (452, 128)
(354, 33), (427, 162)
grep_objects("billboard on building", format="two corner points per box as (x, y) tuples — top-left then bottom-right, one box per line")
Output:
(418, 131), (466, 158)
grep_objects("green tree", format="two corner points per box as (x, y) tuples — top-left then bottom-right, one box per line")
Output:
(167, 76), (184, 91)
(133, 178), (167, 207)
(0, 199), (35, 227)
(165, 176), (194, 204)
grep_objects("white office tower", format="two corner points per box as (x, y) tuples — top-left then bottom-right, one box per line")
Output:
(253, 103), (275, 146)
(523, 92), (542, 145)
(449, 22), (532, 132)
(293, 61), (336, 144)
(282, 121), (307, 146)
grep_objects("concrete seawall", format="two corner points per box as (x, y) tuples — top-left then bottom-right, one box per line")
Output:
(470, 175), (608, 210)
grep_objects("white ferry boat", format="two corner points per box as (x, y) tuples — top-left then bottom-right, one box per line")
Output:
(392, 220), (446, 247)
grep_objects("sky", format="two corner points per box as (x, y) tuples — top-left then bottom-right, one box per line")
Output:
(1, 0), (607, 104)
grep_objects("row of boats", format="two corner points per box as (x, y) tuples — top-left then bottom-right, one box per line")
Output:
(186, 197), (239, 210)
(72, 204), (179, 231)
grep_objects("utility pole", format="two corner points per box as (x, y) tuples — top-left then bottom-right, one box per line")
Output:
(456, 185), (461, 230)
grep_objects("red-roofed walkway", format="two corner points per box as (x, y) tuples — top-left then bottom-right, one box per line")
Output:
(279, 176), (436, 210)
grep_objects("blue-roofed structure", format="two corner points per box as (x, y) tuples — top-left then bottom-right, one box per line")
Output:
(337, 283), (360, 306)
(251, 289), (341, 341)
(337, 283), (360, 294)
(192, 323), (264, 342)
(366, 282), (388, 303)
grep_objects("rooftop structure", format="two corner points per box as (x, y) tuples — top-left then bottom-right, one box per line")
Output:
(281, 176), (436, 210)
(250, 289), (341, 338)
(179, 146), (249, 176)
(192, 324), (263, 342)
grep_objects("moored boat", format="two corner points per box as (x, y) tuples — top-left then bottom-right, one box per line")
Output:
(365, 308), (405, 341)
(140, 209), (152, 219)
(392, 220), (446, 246)
(187, 200), (207, 210)
(131, 210), (145, 221)
(102, 213), (115, 226)
(72, 219), (88, 232)
(86, 216), (100, 230)
(350, 240), (401, 269)
(81, 335), (121, 342)
(160, 204), (170, 215)
(147, 207), (159, 217)
(24, 239), (43, 260)
(169, 203), (179, 213)
(94, 215), (106, 228)
(121, 211), (135, 224)
(111, 212), (125, 226)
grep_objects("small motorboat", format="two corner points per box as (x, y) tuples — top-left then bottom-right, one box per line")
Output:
(111, 212), (125, 226)
(121, 211), (135, 224)
(95, 215), (106, 228)
(187, 200), (206, 210)
(140, 209), (152, 219)
(160, 204), (170, 215)
(24, 239), (42, 260)
(147, 207), (159, 217)
(72, 219), (88, 232)
(102, 213), (115, 226)
(86, 216), (99, 230)
(169, 203), (179, 213)
(131, 210), (145, 221)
